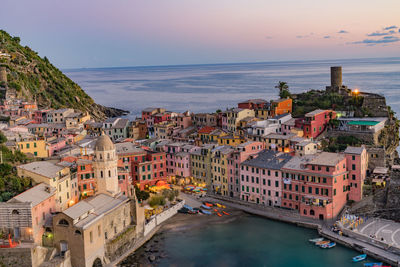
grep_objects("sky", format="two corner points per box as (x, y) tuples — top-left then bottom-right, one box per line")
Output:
(1, 0), (399, 68)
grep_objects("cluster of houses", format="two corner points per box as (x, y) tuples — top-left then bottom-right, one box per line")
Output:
(0, 79), (391, 266)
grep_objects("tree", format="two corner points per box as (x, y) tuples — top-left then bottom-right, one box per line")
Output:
(275, 81), (291, 98)
(275, 81), (288, 94)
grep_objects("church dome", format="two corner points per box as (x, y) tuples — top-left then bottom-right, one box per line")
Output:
(94, 133), (114, 151)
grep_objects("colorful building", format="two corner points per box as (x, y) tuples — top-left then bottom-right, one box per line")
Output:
(281, 152), (350, 220)
(344, 146), (368, 202)
(295, 109), (336, 139)
(227, 141), (264, 198)
(240, 150), (292, 205)
(190, 144), (215, 187)
(211, 146), (234, 196)
(16, 138), (48, 157)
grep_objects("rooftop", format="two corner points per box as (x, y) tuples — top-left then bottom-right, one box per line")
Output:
(309, 152), (345, 167)
(344, 146), (365, 155)
(10, 183), (56, 207)
(115, 142), (145, 155)
(18, 161), (65, 178)
(242, 150), (292, 170)
(305, 109), (331, 117)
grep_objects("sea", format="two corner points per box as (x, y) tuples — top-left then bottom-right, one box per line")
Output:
(65, 58), (400, 266)
(64, 57), (400, 119)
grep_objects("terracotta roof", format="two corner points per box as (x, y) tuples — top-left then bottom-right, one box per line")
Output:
(198, 126), (216, 134)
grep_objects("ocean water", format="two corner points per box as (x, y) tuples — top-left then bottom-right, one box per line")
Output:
(157, 215), (372, 267)
(64, 57), (400, 119)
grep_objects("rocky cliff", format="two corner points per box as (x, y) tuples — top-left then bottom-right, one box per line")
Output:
(0, 30), (127, 120)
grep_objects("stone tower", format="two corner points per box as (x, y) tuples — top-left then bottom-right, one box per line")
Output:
(326, 66), (348, 94)
(93, 133), (119, 196)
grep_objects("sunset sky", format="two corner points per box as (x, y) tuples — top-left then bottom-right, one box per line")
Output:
(1, 0), (399, 68)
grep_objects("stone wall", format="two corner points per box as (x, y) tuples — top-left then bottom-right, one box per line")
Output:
(327, 130), (378, 145)
(104, 226), (137, 263)
(361, 93), (388, 117)
(0, 245), (51, 267)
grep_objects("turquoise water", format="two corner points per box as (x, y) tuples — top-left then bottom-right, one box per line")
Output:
(158, 215), (371, 267)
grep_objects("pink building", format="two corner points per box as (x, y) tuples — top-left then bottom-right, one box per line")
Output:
(221, 112), (228, 131)
(240, 150), (292, 205)
(118, 166), (132, 197)
(227, 141), (264, 198)
(174, 111), (192, 129)
(281, 152), (350, 220)
(47, 138), (67, 156)
(5, 183), (56, 244)
(344, 146), (368, 202)
(165, 143), (198, 178)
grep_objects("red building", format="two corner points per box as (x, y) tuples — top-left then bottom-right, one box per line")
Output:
(281, 152), (350, 220)
(116, 142), (167, 190)
(238, 99), (268, 109)
(295, 109), (336, 139)
(153, 112), (171, 124)
(344, 146), (368, 202)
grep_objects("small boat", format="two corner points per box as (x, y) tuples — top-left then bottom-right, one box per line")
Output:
(315, 240), (329, 246)
(222, 211), (230, 215)
(204, 202), (213, 207)
(217, 213), (222, 217)
(201, 209), (212, 215)
(320, 242), (336, 249)
(309, 237), (324, 243)
(214, 209), (218, 212)
(201, 204), (211, 210)
(364, 263), (383, 267)
(353, 254), (367, 262)
(216, 203), (226, 208)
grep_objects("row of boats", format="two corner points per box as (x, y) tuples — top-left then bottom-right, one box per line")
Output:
(309, 238), (389, 266)
(179, 202), (230, 217)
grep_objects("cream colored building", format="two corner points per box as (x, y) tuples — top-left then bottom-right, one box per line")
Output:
(17, 161), (73, 211)
(226, 108), (255, 133)
(210, 145), (234, 196)
(53, 194), (131, 267)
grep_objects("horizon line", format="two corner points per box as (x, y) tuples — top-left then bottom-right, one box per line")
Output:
(62, 56), (400, 72)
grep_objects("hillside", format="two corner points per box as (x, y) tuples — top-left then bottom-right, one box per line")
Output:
(0, 30), (126, 120)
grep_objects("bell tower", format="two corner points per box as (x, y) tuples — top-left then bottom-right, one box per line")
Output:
(93, 133), (119, 196)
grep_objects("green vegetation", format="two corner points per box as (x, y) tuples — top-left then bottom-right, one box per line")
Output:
(0, 132), (32, 202)
(148, 195), (166, 207)
(135, 185), (150, 202)
(321, 135), (364, 153)
(161, 189), (179, 201)
(0, 30), (110, 120)
(291, 90), (366, 117)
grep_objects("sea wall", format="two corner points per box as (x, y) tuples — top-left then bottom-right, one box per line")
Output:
(144, 200), (185, 236)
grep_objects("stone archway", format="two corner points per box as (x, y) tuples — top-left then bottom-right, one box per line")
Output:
(92, 258), (103, 267)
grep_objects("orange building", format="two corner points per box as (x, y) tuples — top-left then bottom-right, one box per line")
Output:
(272, 98), (292, 116)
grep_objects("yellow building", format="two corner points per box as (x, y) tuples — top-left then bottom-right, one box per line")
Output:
(16, 139), (48, 157)
(217, 135), (245, 147)
(17, 161), (73, 211)
(226, 108), (255, 133)
(210, 146), (234, 196)
(190, 144), (215, 187)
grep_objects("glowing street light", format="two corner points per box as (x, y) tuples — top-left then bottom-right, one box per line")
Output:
(353, 89), (359, 95)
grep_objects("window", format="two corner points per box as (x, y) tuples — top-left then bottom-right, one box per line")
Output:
(75, 230), (82, 235)
(333, 189), (336, 196)
(275, 181), (279, 187)
(26, 143), (30, 149)
(352, 175), (356, 180)
(323, 178), (327, 183)
(308, 187), (312, 194)
(58, 219), (69, 226)
(352, 155), (355, 161)
(352, 164), (356, 170)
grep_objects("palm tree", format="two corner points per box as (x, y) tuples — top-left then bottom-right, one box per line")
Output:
(275, 81), (289, 98)
(275, 81), (288, 93)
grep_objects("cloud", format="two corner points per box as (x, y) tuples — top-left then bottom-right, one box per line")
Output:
(265, 36), (273, 39)
(296, 35), (305, 39)
(367, 32), (391, 36)
(324, 36), (331, 39)
(338, 30), (348, 34)
(351, 36), (400, 45)
(384, 25), (398, 30)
